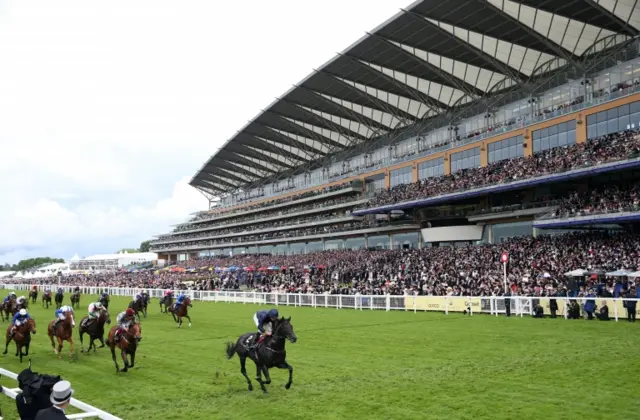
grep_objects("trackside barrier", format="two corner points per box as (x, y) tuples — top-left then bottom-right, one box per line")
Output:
(0, 368), (122, 420)
(1, 285), (637, 322)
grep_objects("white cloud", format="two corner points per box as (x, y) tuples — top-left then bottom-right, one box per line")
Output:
(0, 0), (409, 263)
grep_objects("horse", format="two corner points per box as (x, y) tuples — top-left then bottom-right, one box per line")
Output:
(70, 292), (81, 309)
(128, 298), (146, 320)
(3, 319), (36, 363)
(79, 309), (111, 353)
(29, 289), (38, 304)
(42, 291), (52, 309)
(54, 292), (64, 309)
(106, 323), (142, 373)
(159, 294), (173, 314)
(47, 312), (75, 358)
(99, 294), (110, 310)
(225, 317), (297, 393)
(1, 300), (16, 322)
(168, 297), (192, 328)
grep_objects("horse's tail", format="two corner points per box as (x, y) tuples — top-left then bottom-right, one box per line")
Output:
(225, 341), (237, 360)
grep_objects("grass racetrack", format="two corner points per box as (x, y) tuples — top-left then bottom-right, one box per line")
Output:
(0, 293), (638, 419)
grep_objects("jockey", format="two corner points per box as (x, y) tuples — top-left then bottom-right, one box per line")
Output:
(101, 291), (109, 300)
(56, 288), (63, 295)
(73, 286), (80, 293)
(134, 293), (143, 302)
(45, 286), (51, 293)
(249, 308), (279, 349)
(54, 305), (75, 328)
(4, 292), (16, 304)
(16, 296), (26, 307)
(163, 290), (173, 299)
(10, 309), (31, 337)
(115, 308), (136, 341)
(174, 293), (186, 310)
(83, 301), (104, 327)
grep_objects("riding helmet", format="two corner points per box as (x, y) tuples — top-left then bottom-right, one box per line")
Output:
(19, 309), (27, 316)
(268, 309), (279, 318)
(126, 308), (135, 316)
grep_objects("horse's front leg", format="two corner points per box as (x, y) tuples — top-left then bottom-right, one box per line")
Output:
(23, 342), (30, 356)
(68, 337), (75, 357)
(120, 349), (129, 372)
(16, 343), (22, 362)
(110, 345), (120, 373)
(3, 335), (12, 355)
(278, 362), (294, 389)
(177, 316), (181, 328)
(129, 350), (136, 368)
(255, 364), (268, 393)
(262, 365), (272, 385)
(79, 331), (85, 352)
(239, 356), (253, 391)
(185, 315), (192, 328)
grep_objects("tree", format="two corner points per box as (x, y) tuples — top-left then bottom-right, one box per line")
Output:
(0, 257), (65, 272)
(139, 240), (151, 253)
(115, 248), (138, 254)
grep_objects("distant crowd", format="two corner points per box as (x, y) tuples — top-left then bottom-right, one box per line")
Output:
(6, 232), (640, 299)
(362, 129), (640, 209)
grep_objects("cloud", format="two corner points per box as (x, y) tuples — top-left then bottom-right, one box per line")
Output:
(0, 0), (409, 263)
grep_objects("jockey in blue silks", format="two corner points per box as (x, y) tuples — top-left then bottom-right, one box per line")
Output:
(3, 292), (16, 304)
(54, 305), (75, 328)
(174, 293), (186, 311)
(249, 308), (279, 349)
(10, 309), (31, 337)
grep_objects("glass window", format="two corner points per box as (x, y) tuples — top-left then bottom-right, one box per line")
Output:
(491, 221), (533, 243)
(533, 121), (577, 152)
(390, 166), (412, 188)
(259, 245), (274, 254)
(418, 158), (444, 180)
(586, 101), (639, 140)
(289, 243), (305, 255)
(391, 232), (419, 249)
(451, 147), (480, 173)
(345, 237), (365, 250)
(488, 135), (524, 163)
(306, 241), (323, 253)
(324, 239), (344, 250)
(367, 235), (389, 250)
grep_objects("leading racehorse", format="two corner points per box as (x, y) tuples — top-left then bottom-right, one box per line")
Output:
(70, 291), (81, 309)
(47, 312), (75, 358)
(54, 291), (64, 309)
(225, 317), (297, 393)
(168, 297), (192, 328)
(42, 291), (52, 309)
(3, 319), (36, 363)
(106, 323), (142, 373)
(79, 309), (111, 353)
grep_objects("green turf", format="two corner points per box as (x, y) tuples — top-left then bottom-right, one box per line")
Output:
(0, 294), (638, 420)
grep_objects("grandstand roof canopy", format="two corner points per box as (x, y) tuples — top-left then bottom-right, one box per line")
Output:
(191, 0), (640, 195)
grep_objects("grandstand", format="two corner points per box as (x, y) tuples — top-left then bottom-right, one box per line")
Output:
(150, 0), (640, 262)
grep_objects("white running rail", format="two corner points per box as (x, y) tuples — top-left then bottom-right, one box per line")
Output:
(0, 284), (636, 322)
(0, 368), (122, 420)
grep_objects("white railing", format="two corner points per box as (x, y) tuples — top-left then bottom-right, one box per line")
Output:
(1, 285), (637, 322)
(0, 368), (122, 420)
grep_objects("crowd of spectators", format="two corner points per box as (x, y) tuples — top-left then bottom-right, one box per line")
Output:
(183, 182), (353, 225)
(151, 218), (411, 251)
(362, 129), (640, 209)
(9, 232), (640, 299)
(542, 180), (640, 219)
(162, 196), (363, 238)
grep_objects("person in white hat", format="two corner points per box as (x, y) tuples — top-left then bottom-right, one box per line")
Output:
(35, 380), (74, 419)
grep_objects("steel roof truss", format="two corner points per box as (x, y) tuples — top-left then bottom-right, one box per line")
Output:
(245, 122), (321, 158)
(263, 110), (346, 150)
(584, 0), (639, 36)
(236, 134), (310, 163)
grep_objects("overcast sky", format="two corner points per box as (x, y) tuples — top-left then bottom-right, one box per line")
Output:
(0, 0), (410, 264)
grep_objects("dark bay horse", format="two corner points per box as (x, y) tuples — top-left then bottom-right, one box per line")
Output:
(54, 291), (64, 309)
(47, 312), (75, 358)
(42, 291), (52, 308)
(128, 298), (146, 320)
(1, 299), (16, 322)
(29, 289), (38, 304)
(168, 297), (192, 328)
(106, 323), (142, 373)
(159, 294), (173, 314)
(79, 310), (111, 353)
(70, 292), (81, 309)
(3, 319), (36, 363)
(225, 317), (297, 393)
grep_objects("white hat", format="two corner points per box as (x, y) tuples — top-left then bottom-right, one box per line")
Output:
(50, 380), (74, 405)
(19, 309), (27, 316)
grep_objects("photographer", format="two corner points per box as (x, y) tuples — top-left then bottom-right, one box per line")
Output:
(596, 300), (610, 321)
